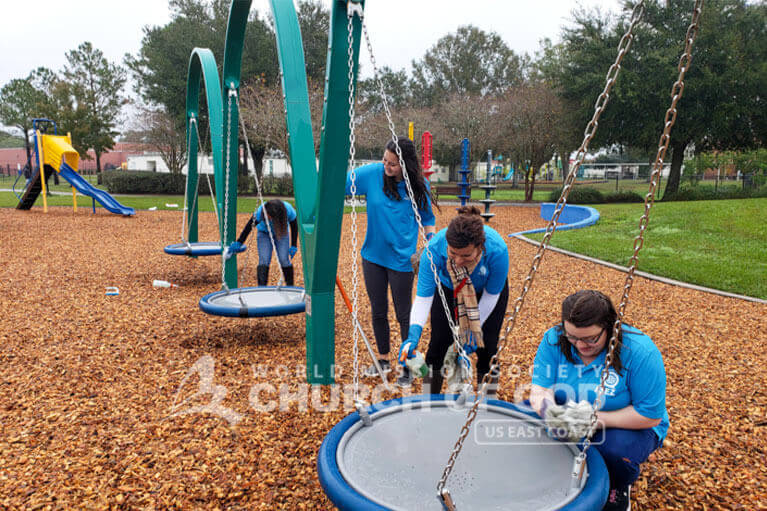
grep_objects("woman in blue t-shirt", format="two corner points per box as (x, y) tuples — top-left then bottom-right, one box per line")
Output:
(229, 199), (298, 286)
(346, 136), (437, 386)
(399, 206), (510, 394)
(530, 290), (669, 511)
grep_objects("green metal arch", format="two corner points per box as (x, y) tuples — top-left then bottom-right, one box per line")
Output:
(213, 0), (364, 383)
(185, 48), (224, 243)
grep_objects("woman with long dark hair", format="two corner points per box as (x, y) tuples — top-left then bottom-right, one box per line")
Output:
(399, 206), (510, 393)
(530, 290), (669, 511)
(229, 199), (298, 286)
(346, 136), (437, 386)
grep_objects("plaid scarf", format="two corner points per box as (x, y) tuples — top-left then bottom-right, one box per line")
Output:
(447, 258), (484, 348)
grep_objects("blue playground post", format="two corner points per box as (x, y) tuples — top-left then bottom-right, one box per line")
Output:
(458, 138), (472, 206)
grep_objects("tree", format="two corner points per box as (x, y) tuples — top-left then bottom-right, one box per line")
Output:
(497, 83), (565, 200)
(410, 25), (527, 106)
(540, 0), (767, 198)
(239, 76), (325, 177)
(357, 66), (413, 115)
(126, 0), (278, 125)
(295, 0), (330, 82)
(62, 42), (127, 173)
(126, 106), (187, 174)
(0, 75), (48, 165)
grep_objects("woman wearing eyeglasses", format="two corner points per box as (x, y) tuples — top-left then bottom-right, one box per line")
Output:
(529, 290), (668, 511)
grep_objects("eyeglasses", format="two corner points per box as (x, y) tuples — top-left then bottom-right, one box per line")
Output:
(563, 327), (605, 345)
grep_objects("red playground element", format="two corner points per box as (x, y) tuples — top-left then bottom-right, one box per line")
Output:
(421, 131), (434, 179)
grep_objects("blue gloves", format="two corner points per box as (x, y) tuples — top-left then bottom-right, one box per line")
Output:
(289, 246), (298, 259)
(462, 332), (478, 355)
(425, 232), (435, 242)
(398, 325), (423, 365)
(224, 241), (245, 260)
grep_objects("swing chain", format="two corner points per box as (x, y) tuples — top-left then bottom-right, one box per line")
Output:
(221, 89), (235, 292)
(579, 0), (703, 465)
(437, 0), (647, 496)
(235, 94), (285, 289)
(346, 8), (362, 399)
(181, 115), (195, 244)
(360, 18), (464, 355)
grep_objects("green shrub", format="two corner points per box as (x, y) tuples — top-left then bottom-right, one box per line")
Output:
(549, 186), (605, 204)
(604, 190), (644, 203)
(660, 184), (762, 202)
(261, 174), (294, 196)
(102, 170), (216, 195)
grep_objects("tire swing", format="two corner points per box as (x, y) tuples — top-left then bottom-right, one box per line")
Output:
(164, 49), (246, 259)
(318, 1), (703, 509)
(199, 88), (306, 318)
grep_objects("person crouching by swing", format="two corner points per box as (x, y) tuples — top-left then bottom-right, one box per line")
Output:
(229, 199), (298, 286)
(529, 290), (669, 511)
(399, 206), (509, 394)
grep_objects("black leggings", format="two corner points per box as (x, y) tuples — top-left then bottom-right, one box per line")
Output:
(425, 280), (509, 385)
(361, 258), (414, 356)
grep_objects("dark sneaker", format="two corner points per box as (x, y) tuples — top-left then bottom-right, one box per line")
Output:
(603, 485), (630, 511)
(396, 367), (414, 389)
(362, 360), (391, 378)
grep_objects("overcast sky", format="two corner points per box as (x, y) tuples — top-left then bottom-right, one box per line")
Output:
(1, 0), (627, 90)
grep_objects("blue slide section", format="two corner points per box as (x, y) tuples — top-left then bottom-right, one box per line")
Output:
(58, 164), (135, 216)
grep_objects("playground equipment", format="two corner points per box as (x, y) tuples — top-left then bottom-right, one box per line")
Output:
(163, 49), (246, 258)
(457, 138), (472, 206)
(184, 0), (363, 383)
(503, 165), (515, 181)
(478, 149), (496, 222)
(15, 119), (134, 216)
(317, 0), (702, 508)
(420, 131), (434, 180)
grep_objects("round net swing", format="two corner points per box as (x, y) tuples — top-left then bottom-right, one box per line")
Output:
(164, 52), (233, 258)
(318, 395), (608, 511)
(316, 0), (702, 508)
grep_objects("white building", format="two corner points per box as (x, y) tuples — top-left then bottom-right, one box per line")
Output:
(126, 153), (449, 182)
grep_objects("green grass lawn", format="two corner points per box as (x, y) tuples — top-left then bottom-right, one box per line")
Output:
(527, 198), (767, 300)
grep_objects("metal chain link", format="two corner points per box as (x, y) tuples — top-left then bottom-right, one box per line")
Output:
(346, 8), (363, 400)
(221, 89), (235, 292)
(578, 0), (703, 464)
(235, 93), (285, 289)
(184, 117), (220, 247)
(360, 18), (463, 354)
(181, 116), (195, 243)
(436, 0), (647, 497)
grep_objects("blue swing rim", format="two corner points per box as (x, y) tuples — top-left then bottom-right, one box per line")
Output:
(317, 394), (610, 511)
(164, 241), (246, 257)
(199, 285), (306, 318)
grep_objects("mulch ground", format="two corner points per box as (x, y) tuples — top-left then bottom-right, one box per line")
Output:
(1, 204), (765, 510)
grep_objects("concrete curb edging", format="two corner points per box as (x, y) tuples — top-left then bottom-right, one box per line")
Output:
(511, 234), (767, 304)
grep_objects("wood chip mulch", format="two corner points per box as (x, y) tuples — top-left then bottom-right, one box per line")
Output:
(1, 204), (765, 510)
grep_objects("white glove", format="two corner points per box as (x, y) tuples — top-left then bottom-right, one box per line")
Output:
(544, 400), (595, 441)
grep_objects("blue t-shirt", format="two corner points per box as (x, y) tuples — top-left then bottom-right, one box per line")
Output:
(346, 162), (436, 272)
(532, 324), (669, 442)
(415, 226), (509, 297)
(255, 200), (297, 237)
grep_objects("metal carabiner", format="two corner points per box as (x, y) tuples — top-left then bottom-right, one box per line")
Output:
(347, 0), (363, 19)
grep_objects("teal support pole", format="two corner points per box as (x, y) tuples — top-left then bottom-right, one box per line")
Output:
(199, 0), (363, 383)
(185, 49), (224, 248)
(270, 0), (363, 383)
(219, 0), (251, 290)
